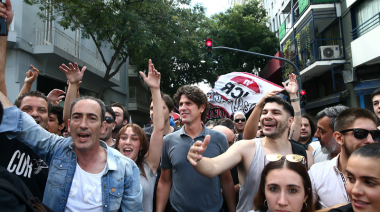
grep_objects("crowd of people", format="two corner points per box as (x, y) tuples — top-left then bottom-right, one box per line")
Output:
(0, 2), (380, 212)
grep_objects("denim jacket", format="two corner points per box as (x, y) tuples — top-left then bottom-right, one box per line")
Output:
(0, 106), (143, 212)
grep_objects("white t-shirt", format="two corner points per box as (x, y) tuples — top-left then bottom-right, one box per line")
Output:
(65, 163), (106, 212)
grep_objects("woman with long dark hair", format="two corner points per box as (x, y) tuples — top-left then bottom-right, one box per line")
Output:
(253, 154), (315, 212)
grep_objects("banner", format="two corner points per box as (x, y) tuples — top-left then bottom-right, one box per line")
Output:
(207, 72), (284, 120)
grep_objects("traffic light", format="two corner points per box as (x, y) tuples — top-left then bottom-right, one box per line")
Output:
(206, 38), (213, 58)
(300, 90), (307, 108)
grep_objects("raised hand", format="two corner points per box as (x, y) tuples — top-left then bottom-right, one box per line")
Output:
(47, 89), (66, 105)
(257, 90), (282, 108)
(187, 135), (211, 166)
(139, 59), (160, 89)
(282, 73), (298, 95)
(59, 62), (86, 84)
(0, 0), (14, 28)
(24, 65), (39, 85)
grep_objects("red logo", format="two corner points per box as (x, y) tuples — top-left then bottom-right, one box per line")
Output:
(231, 76), (261, 93)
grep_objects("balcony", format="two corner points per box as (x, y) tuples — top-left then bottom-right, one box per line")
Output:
(281, 11), (345, 81)
(279, 0), (340, 43)
(128, 86), (150, 113)
(351, 12), (380, 67)
(128, 65), (139, 77)
(33, 27), (120, 81)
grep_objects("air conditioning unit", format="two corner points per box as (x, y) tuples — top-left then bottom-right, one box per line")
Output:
(319, 45), (340, 59)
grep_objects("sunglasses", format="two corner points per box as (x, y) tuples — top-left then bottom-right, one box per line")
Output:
(105, 116), (114, 124)
(339, 128), (380, 141)
(234, 118), (246, 123)
(266, 153), (306, 166)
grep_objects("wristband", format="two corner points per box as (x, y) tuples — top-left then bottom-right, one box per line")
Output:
(294, 111), (301, 116)
(290, 97), (299, 102)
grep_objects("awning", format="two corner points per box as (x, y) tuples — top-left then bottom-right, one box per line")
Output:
(354, 79), (380, 96)
(305, 92), (342, 109)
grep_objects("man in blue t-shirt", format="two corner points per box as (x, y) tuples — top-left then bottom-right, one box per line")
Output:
(156, 85), (236, 212)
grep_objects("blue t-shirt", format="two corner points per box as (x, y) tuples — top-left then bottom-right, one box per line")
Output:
(160, 125), (229, 212)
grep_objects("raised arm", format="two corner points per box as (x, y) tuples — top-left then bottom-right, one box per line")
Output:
(0, 0), (13, 96)
(139, 59), (164, 174)
(243, 90), (281, 140)
(59, 62), (86, 126)
(284, 73), (301, 141)
(17, 65), (39, 97)
(47, 89), (66, 105)
(186, 135), (244, 178)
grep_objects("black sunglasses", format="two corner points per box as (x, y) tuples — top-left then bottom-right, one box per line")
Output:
(105, 116), (114, 124)
(234, 118), (246, 123)
(339, 128), (380, 141)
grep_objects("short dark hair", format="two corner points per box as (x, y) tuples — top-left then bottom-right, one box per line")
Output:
(173, 85), (210, 121)
(205, 120), (217, 128)
(351, 143), (380, 160)
(302, 113), (317, 138)
(371, 88), (380, 101)
(263, 96), (294, 117)
(150, 92), (175, 112)
(51, 105), (64, 125)
(105, 105), (116, 121)
(14, 91), (52, 115)
(315, 105), (348, 130)
(70, 96), (106, 123)
(217, 118), (234, 130)
(110, 102), (129, 122)
(253, 160), (314, 212)
(334, 108), (378, 132)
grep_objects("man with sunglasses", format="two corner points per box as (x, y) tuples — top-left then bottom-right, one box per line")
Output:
(233, 112), (246, 135)
(100, 106), (116, 147)
(309, 108), (379, 211)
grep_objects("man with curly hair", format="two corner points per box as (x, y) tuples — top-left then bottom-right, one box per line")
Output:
(156, 85), (236, 212)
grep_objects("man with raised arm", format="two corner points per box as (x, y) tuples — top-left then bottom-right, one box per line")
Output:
(187, 74), (313, 211)
(156, 85), (236, 212)
(0, 62), (143, 211)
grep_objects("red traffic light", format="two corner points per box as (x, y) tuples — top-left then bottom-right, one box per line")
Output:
(206, 38), (213, 47)
(300, 90), (306, 96)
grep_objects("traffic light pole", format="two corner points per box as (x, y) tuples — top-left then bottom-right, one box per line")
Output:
(213, 46), (302, 92)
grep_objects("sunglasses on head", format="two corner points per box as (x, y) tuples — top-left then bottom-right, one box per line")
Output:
(339, 128), (380, 141)
(234, 118), (246, 123)
(105, 116), (114, 124)
(266, 153), (306, 166)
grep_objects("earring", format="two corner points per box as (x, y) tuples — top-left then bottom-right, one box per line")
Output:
(264, 199), (268, 207)
(139, 150), (142, 157)
(303, 202), (307, 209)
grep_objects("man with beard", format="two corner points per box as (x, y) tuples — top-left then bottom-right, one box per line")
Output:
(371, 88), (380, 129)
(100, 106), (116, 147)
(308, 105), (348, 163)
(110, 102), (129, 139)
(309, 108), (379, 211)
(186, 74), (313, 212)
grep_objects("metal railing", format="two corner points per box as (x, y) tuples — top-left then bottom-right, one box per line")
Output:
(33, 27), (120, 81)
(129, 86), (149, 104)
(279, 13), (292, 41)
(351, 12), (380, 40)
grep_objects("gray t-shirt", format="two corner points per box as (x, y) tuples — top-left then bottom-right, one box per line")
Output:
(140, 158), (156, 212)
(160, 125), (229, 212)
(237, 138), (266, 212)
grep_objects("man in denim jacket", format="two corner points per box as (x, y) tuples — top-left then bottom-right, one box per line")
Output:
(0, 92), (143, 212)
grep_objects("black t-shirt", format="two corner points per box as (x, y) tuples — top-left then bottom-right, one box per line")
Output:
(0, 133), (49, 200)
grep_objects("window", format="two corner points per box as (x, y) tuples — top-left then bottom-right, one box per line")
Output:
(355, 0), (380, 26)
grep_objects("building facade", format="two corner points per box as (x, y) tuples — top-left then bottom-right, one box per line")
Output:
(255, 0), (380, 115)
(6, 1), (150, 126)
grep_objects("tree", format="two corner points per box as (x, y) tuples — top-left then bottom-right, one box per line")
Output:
(206, 0), (279, 87)
(25, 0), (206, 98)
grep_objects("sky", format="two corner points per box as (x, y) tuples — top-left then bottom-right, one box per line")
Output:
(191, 0), (232, 17)
(189, 1), (232, 93)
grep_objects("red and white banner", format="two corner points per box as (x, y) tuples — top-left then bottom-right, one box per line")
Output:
(207, 72), (284, 120)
